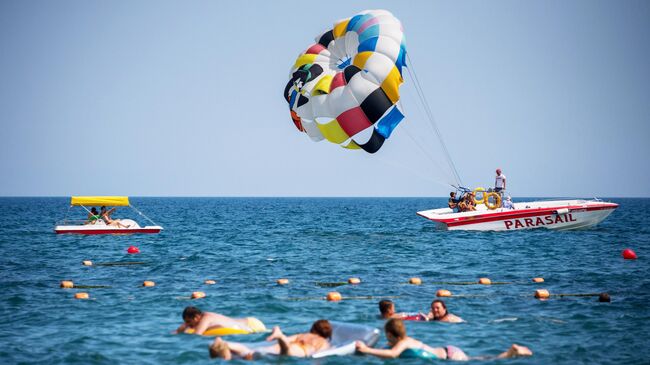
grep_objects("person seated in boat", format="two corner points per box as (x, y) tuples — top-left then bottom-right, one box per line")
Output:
(448, 192), (462, 211)
(99, 206), (130, 228)
(458, 193), (477, 212)
(378, 300), (426, 320)
(502, 196), (515, 210)
(175, 306), (267, 335)
(355, 318), (532, 361)
(85, 207), (100, 225)
(425, 299), (464, 323)
(209, 319), (331, 360)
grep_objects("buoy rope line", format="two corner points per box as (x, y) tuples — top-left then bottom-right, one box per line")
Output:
(92, 261), (148, 266)
(68, 285), (111, 289)
(283, 295), (402, 302)
(406, 281), (513, 286)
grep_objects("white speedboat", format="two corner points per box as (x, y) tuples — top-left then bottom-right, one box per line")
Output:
(417, 198), (617, 231)
(54, 196), (163, 235)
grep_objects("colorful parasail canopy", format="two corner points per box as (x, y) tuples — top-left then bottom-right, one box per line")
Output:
(284, 9), (407, 153)
(70, 196), (130, 206)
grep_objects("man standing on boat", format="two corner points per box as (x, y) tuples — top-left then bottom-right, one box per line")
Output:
(494, 168), (506, 193)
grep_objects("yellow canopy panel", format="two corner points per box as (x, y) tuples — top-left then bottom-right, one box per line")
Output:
(70, 196), (130, 207)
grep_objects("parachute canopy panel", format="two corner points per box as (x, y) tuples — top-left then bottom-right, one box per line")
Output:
(284, 9), (407, 154)
(70, 196), (130, 207)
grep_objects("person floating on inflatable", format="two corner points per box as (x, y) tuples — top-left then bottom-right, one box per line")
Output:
(209, 319), (332, 360)
(175, 306), (266, 336)
(426, 299), (464, 323)
(356, 318), (532, 360)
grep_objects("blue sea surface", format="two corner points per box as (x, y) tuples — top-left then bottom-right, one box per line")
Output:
(0, 197), (648, 364)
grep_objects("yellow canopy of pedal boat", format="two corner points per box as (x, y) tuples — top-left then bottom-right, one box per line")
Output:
(70, 196), (130, 206)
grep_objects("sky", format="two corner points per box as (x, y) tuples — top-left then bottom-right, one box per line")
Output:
(1, 0), (649, 197)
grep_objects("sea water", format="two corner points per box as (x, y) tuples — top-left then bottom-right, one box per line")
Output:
(0, 197), (648, 364)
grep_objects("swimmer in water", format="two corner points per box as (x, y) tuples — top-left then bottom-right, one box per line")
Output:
(175, 306), (266, 335)
(378, 300), (427, 320)
(426, 299), (464, 323)
(379, 299), (403, 319)
(356, 318), (532, 361)
(209, 319), (331, 360)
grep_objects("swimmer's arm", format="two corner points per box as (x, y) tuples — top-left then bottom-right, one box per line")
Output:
(175, 323), (188, 334)
(449, 314), (464, 323)
(192, 317), (213, 335)
(355, 340), (405, 358)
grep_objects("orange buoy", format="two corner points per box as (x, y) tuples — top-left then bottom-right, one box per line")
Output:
(436, 289), (452, 297)
(535, 289), (550, 299)
(348, 277), (361, 285)
(127, 246), (140, 254)
(478, 278), (491, 285)
(74, 292), (89, 299)
(327, 291), (342, 301)
(191, 291), (206, 299)
(622, 248), (637, 260)
(60, 280), (74, 289)
(204, 280), (216, 285)
(143, 281), (155, 287)
(82, 260), (93, 266)
(409, 277), (422, 285)
(532, 277), (545, 283)
(277, 278), (289, 285)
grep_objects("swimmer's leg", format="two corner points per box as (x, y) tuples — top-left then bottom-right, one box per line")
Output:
(209, 338), (257, 360)
(209, 338), (232, 360)
(266, 326), (306, 357)
(470, 344), (532, 361)
(497, 344), (533, 358)
(267, 326), (290, 355)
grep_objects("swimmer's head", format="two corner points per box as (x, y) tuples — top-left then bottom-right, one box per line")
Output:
(379, 300), (395, 318)
(431, 299), (447, 319)
(310, 319), (332, 339)
(384, 318), (406, 342)
(182, 306), (202, 326)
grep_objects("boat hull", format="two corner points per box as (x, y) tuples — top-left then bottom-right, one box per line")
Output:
(417, 200), (617, 231)
(55, 219), (162, 235)
(54, 226), (162, 235)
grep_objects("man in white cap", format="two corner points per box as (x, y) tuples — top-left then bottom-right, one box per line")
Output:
(494, 168), (506, 193)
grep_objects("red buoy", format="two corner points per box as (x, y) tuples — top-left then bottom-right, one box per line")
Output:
(127, 246), (140, 254)
(622, 249), (637, 260)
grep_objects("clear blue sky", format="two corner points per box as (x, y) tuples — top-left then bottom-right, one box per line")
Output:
(1, 1), (648, 197)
